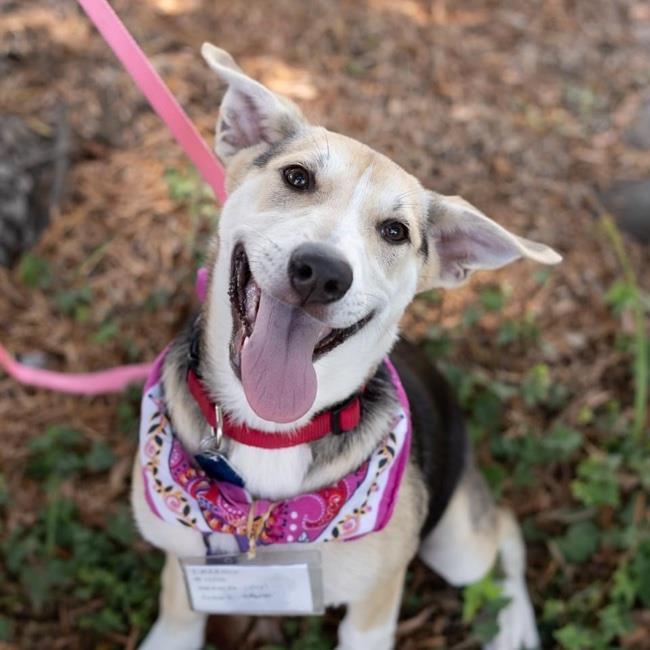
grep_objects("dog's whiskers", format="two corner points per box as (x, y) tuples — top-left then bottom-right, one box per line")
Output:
(238, 224), (284, 253)
(324, 131), (331, 162)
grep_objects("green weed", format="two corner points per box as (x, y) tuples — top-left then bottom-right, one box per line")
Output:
(164, 166), (219, 265)
(18, 252), (51, 289)
(462, 572), (510, 644)
(0, 425), (161, 645)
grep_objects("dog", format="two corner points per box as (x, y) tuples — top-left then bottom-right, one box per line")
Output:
(131, 43), (561, 650)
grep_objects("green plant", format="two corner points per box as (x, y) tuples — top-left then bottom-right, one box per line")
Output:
(164, 166), (219, 265)
(571, 455), (621, 508)
(25, 425), (115, 483)
(92, 321), (119, 344)
(462, 572), (510, 644)
(491, 424), (582, 486)
(1, 425), (161, 642)
(0, 616), (12, 642)
(521, 363), (550, 406)
(479, 284), (508, 312)
(0, 473), (7, 509)
(554, 521), (600, 564)
(54, 286), (93, 322)
(496, 313), (540, 347)
(18, 253), (51, 289)
(442, 364), (514, 442)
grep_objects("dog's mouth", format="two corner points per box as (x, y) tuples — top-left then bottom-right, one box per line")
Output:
(228, 245), (261, 358)
(228, 244), (372, 423)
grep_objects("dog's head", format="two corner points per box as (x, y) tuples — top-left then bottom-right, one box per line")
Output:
(200, 44), (561, 429)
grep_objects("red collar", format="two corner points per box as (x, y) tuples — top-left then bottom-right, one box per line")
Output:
(187, 368), (362, 449)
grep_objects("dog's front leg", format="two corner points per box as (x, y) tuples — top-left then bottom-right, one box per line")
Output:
(336, 566), (406, 650)
(139, 553), (207, 650)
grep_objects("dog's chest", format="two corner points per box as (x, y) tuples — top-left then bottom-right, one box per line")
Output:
(226, 442), (313, 499)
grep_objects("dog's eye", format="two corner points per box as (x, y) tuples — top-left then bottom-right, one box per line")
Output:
(282, 165), (312, 191)
(379, 220), (410, 244)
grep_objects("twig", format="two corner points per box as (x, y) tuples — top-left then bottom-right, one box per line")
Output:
(125, 626), (140, 650)
(584, 188), (648, 441)
(600, 214), (648, 442)
(536, 507), (597, 524)
(397, 604), (437, 636)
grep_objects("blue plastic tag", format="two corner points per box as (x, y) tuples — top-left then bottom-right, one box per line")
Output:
(195, 451), (245, 487)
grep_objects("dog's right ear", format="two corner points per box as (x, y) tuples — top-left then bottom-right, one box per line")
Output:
(201, 43), (306, 164)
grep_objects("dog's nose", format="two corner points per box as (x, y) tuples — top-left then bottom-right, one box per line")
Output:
(288, 243), (353, 305)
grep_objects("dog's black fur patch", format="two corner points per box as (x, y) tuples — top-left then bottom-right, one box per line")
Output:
(419, 226), (429, 261)
(305, 360), (398, 474)
(390, 338), (467, 535)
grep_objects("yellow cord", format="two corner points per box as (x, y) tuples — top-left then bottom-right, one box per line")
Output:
(246, 501), (276, 559)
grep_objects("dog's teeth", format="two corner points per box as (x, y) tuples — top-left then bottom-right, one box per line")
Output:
(244, 280), (259, 325)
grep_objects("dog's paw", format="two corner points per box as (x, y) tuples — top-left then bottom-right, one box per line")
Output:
(336, 613), (396, 650)
(483, 578), (540, 650)
(138, 618), (205, 650)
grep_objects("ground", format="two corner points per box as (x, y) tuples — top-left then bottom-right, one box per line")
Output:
(0, 1), (649, 649)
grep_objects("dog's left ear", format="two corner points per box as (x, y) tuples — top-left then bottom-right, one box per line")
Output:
(201, 43), (306, 164)
(418, 193), (562, 291)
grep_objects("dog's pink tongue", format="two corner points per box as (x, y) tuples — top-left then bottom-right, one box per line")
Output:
(240, 292), (327, 423)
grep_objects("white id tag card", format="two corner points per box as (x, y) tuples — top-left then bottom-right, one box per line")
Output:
(180, 550), (324, 616)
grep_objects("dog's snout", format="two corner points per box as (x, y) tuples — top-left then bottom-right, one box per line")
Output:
(288, 243), (353, 305)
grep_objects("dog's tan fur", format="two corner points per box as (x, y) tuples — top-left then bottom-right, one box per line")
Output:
(132, 44), (560, 650)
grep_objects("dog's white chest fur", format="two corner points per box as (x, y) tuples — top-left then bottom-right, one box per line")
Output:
(227, 442), (313, 499)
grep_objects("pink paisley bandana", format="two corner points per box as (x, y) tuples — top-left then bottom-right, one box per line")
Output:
(139, 354), (411, 547)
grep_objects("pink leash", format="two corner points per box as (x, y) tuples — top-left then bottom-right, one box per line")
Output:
(75, 0), (226, 203)
(0, 2), (224, 394)
(0, 347), (153, 396)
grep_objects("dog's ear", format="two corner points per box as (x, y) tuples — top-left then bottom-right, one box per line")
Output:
(418, 193), (562, 291)
(201, 43), (306, 163)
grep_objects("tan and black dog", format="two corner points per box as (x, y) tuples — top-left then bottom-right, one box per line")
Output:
(132, 44), (561, 650)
